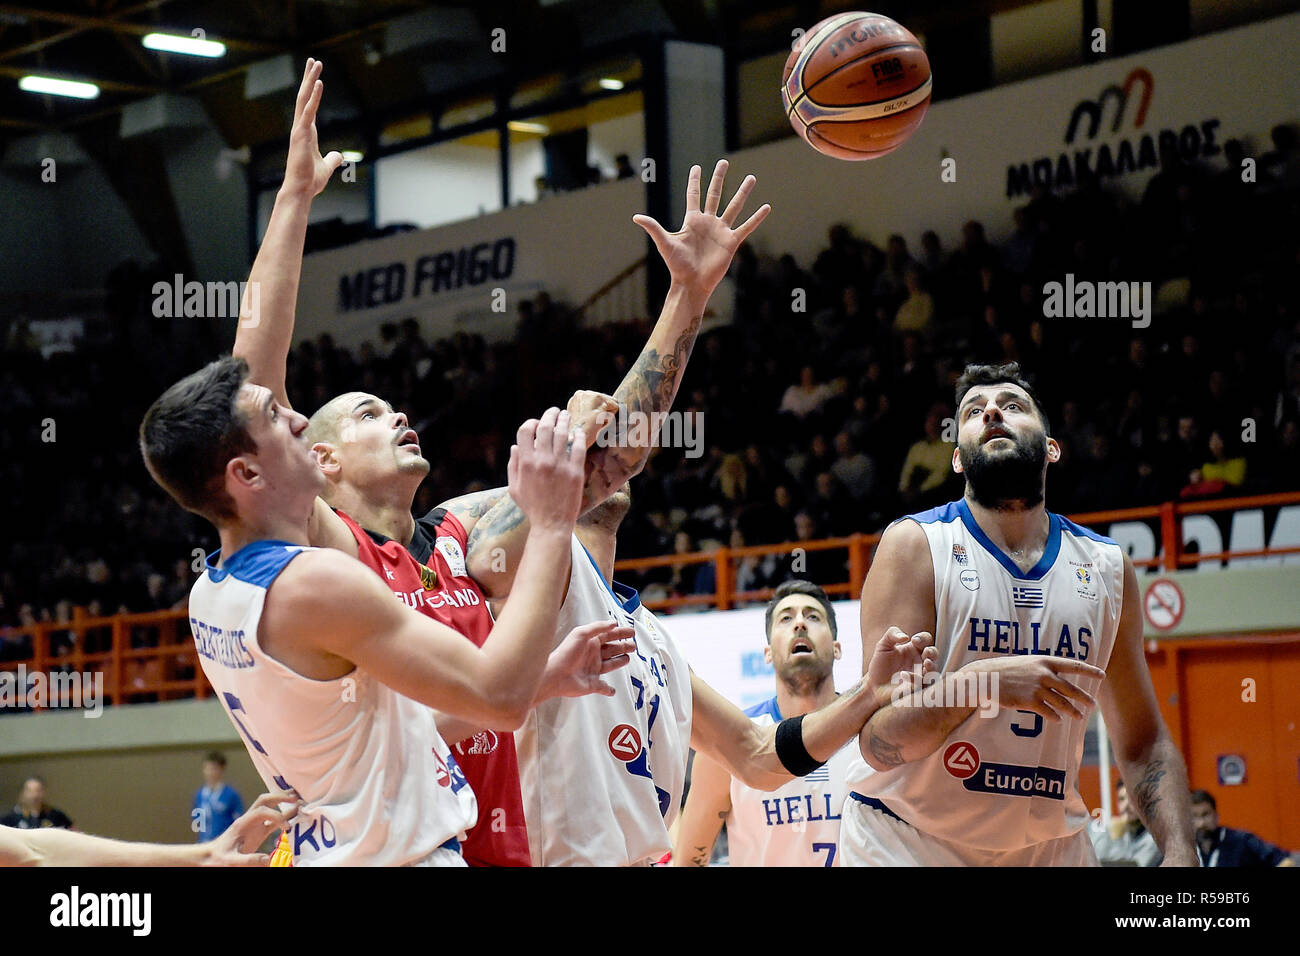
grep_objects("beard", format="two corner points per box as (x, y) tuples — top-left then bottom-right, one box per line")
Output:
(959, 432), (1047, 509)
(776, 654), (834, 696)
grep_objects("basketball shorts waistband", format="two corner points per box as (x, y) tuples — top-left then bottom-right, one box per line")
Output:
(849, 792), (909, 826)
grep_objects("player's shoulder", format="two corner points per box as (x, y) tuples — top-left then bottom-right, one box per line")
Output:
(1054, 511), (1120, 548)
(899, 499), (965, 527)
(205, 540), (313, 591)
(874, 510), (936, 564)
(269, 546), (379, 607)
(742, 696), (782, 722)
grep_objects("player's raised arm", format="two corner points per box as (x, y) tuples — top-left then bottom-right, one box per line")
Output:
(688, 627), (935, 792)
(461, 161), (769, 596)
(672, 751), (733, 866)
(231, 57), (343, 408)
(584, 159), (770, 509)
(1101, 554), (1198, 866)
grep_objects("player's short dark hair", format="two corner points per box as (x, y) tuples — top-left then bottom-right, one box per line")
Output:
(1190, 789), (1216, 810)
(764, 580), (837, 643)
(204, 752), (227, 767)
(139, 356), (256, 524)
(954, 362), (1050, 435)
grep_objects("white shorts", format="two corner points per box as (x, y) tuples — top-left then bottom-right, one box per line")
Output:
(405, 838), (468, 868)
(839, 795), (1099, 867)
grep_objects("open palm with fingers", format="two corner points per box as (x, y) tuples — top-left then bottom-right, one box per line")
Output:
(633, 159), (770, 295)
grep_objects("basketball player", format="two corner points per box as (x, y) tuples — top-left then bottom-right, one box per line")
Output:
(1, 793), (295, 867)
(469, 477), (935, 866)
(842, 362), (1198, 866)
(234, 59), (769, 865)
(141, 359), (627, 865)
(672, 580), (857, 867)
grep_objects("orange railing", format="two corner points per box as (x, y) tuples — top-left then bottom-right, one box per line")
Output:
(2, 491), (1298, 710)
(0, 607), (208, 711)
(616, 490), (1300, 612)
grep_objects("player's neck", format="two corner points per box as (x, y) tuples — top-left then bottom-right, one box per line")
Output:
(964, 492), (1049, 556)
(776, 675), (836, 717)
(331, 485), (416, 546)
(218, 513), (312, 563)
(576, 525), (617, 585)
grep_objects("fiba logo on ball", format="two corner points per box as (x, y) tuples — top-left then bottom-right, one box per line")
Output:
(782, 12), (932, 160)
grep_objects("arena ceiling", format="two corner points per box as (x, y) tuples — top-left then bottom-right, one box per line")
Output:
(0, 0), (1044, 146)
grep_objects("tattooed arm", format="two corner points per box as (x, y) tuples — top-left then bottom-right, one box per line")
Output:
(690, 629), (934, 793)
(856, 520), (946, 770)
(1103, 554), (1197, 866)
(672, 751), (733, 866)
(435, 487), (511, 540)
(464, 160), (770, 597)
(582, 159), (769, 509)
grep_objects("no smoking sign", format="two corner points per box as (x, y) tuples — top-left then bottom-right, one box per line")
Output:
(1143, 578), (1185, 631)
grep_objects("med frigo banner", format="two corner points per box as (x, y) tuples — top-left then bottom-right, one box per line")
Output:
(722, 11), (1299, 266)
(294, 176), (646, 348)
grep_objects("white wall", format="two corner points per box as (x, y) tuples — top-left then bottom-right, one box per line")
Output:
(295, 175), (646, 347)
(376, 138), (502, 230)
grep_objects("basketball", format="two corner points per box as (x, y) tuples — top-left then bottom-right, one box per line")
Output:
(782, 12), (932, 161)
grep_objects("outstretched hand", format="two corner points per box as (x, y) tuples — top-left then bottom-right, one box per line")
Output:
(204, 793), (300, 867)
(284, 58), (344, 198)
(865, 626), (939, 706)
(540, 621), (636, 701)
(633, 159), (770, 299)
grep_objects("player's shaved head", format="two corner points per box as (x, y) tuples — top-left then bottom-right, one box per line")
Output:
(305, 391), (369, 449)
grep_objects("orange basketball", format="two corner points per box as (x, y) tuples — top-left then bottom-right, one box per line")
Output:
(782, 12), (932, 161)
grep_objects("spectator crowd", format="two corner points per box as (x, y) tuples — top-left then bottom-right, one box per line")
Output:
(2, 125), (1298, 635)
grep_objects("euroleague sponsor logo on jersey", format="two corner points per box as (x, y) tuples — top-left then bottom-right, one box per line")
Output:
(952, 544), (968, 566)
(608, 723), (643, 762)
(943, 740), (1067, 799)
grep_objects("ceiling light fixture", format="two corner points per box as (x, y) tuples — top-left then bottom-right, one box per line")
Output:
(18, 75), (100, 99)
(142, 33), (227, 58)
(507, 120), (549, 135)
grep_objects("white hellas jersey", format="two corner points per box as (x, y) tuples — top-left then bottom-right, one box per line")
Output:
(515, 536), (692, 866)
(727, 697), (856, 867)
(846, 498), (1123, 853)
(188, 540), (476, 866)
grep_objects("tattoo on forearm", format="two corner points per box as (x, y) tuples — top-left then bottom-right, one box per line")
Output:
(445, 489), (508, 523)
(868, 726), (905, 768)
(466, 497), (526, 554)
(609, 314), (702, 457)
(1131, 758), (1168, 822)
(689, 846), (709, 866)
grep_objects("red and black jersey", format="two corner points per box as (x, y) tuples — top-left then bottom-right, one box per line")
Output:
(335, 508), (531, 868)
